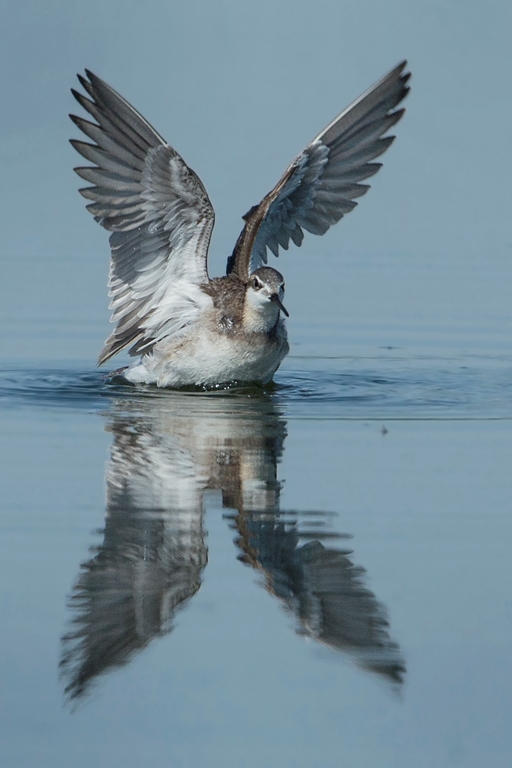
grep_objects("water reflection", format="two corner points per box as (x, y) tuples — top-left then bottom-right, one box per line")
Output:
(60, 392), (405, 701)
(229, 512), (405, 683)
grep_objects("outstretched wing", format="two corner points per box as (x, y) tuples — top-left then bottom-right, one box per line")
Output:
(227, 61), (410, 280)
(70, 71), (215, 364)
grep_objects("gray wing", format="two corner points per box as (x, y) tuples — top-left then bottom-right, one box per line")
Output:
(70, 71), (215, 364)
(227, 61), (410, 280)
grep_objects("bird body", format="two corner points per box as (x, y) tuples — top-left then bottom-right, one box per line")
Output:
(125, 275), (289, 387)
(70, 62), (410, 387)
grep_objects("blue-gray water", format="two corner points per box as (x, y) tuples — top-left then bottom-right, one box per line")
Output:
(1, 351), (512, 767)
(2, 1), (512, 766)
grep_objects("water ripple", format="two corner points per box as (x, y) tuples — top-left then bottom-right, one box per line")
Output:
(0, 358), (511, 420)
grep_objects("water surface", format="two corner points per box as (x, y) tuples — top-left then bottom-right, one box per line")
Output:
(1, 351), (511, 767)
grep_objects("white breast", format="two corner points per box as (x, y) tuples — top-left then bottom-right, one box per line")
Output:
(124, 320), (289, 388)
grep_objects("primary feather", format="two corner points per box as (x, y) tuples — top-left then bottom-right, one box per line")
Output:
(71, 71), (214, 364)
(227, 61), (410, 280)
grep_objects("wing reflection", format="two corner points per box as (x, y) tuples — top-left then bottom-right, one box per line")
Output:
(60, 400), (209, 700)
(228, 510), (405, 684)
(60, 392), (404, 700)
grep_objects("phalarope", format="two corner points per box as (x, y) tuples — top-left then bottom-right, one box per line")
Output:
(70, 61), (410, 387)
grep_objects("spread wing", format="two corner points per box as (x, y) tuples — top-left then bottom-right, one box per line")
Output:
(70, 71), (215, 365)
(227, 61), (410, 280)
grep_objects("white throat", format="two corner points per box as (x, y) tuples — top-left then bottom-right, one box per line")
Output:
(243, 289), (281, 333)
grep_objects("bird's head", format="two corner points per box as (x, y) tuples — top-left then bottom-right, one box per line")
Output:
(245, 267), (289, 320)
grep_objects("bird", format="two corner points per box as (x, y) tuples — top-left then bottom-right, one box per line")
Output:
(70, 62), (410, 388)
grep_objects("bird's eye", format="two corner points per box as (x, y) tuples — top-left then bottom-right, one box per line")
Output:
(252, 277), (262, 290)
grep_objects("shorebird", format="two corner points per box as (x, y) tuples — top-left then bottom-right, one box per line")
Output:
(70, 62), (410, 387)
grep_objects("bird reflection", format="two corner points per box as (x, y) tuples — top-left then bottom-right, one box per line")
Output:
(229, 512), (404, 683)
(60, 391), (405, 700)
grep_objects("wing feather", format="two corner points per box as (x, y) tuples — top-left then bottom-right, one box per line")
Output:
(70, 71), (215, 365)
(228, 62), (410, 279)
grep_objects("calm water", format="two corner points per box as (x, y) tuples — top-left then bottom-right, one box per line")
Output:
(1, 348), (511, 767)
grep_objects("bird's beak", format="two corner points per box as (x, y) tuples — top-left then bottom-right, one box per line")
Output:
(270, 293), (289, 317)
